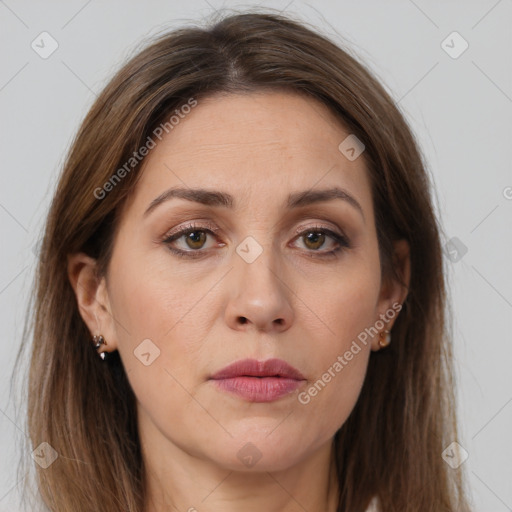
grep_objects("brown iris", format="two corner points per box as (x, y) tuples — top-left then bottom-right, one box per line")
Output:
(303, 231), (325, 250)
(184, 231), (208, 249)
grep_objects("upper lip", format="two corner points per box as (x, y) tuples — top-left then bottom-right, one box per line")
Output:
(210, 358), (306, 380)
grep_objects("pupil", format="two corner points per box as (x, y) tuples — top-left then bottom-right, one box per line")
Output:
(306, 232), (324, 249)
(187, 231), (205, 248)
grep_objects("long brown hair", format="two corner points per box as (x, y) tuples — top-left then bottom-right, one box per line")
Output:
(14, 9), (473, 511)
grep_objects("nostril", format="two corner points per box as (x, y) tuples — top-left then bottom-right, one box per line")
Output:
(239, 317), (248, 324)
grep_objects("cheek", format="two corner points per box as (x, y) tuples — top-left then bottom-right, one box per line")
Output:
(307, 249), (382, 350)
(108, 234), (217, 344)
(107, 265), (213, 448)
(294, 347), (369, 451)
(106, 244), (216, 403)
(291, 255), (380, 431)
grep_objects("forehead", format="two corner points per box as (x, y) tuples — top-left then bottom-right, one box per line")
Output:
(124, 91), (373, 216)
(152, 91), (354, 165)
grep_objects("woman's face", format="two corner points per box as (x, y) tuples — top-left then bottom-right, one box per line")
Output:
(83, 92), (405, 472)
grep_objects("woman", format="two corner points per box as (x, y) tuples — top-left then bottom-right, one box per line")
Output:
(18, 10), (473, 512)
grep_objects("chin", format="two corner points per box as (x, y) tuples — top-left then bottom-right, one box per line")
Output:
(207, 432), (314, 473)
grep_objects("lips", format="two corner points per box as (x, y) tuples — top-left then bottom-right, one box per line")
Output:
(210, 358), (306, 402)
(211, 358), (306, 380)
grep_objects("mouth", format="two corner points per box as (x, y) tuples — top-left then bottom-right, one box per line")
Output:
(209, 358), (306, 403)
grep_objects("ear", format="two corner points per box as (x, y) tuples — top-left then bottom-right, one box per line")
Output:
(371, 239), (410, 351)
(67, 252), (118, 353)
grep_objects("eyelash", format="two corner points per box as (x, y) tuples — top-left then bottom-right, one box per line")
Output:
(161, 222), (351, 259)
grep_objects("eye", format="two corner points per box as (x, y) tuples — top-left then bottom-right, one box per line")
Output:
(176, 230), (208, 250)
(292, 226), (350, 257)
(161, 222), (350, 259)
(162, 222), (223, 258)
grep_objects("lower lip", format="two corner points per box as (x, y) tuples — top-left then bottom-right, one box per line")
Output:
(211, 376), (304, 402)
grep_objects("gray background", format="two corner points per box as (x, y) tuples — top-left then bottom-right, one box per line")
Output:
(1, 0), (511, 510)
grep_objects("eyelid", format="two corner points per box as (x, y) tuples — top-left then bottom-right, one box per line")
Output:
(162, 220), (346, 241)
(292, 222), (349, 242)
(161, 220), (221, 241)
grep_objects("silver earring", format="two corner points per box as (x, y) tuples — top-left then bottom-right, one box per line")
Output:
(92, 334), (107, 360)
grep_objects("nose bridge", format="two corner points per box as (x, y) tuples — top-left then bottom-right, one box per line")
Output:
(235, 235), (283, 302)
(225, 234), (293, 331)
(238, 240), (279, 292)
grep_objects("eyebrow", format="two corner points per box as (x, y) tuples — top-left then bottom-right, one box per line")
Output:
(144, 186), (365, 220)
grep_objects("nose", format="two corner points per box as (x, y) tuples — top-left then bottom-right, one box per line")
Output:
(224, 247), (294, 333)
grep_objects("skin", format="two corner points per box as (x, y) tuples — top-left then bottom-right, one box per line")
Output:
(68, 91), (410, 512)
